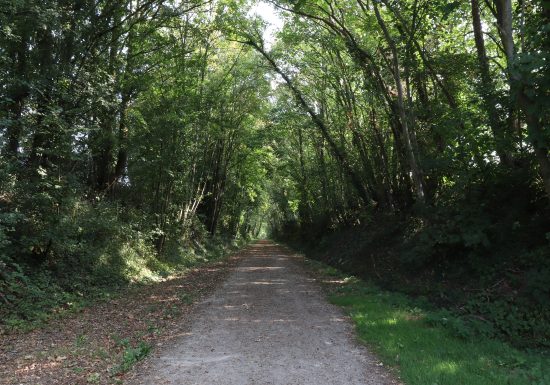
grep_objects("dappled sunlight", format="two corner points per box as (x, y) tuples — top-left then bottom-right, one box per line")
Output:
(217, 318), (298, 323)
(15, 359), (63, 378)
(432, 361), (459, 374)
(148, 295), (181, 303)
(237, 266), (286, 271)
(128, 241), (399, 384)
(164, 332), (194, 341)
(380, 317), (398, 326)
(17, 360), (63, 372)
(1, 0), (548, 378)
(355, 317), (399, 328)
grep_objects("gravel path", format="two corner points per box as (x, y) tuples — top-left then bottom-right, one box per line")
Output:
(128, 240), (398, 385)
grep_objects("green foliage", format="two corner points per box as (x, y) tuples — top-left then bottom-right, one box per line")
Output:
(0, 193), (242, 332)
(0, 1), (268, 331)
(112, 341), (152, 374)
(401, 205), (492, 268)
(459, 297), (550, 348)
(292, 165), (550, 348)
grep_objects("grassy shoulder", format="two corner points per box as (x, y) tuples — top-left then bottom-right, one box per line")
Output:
(305, 259), (550, 385)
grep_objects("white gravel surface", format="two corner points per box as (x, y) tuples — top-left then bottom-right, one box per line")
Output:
(128, 241), (399, 385)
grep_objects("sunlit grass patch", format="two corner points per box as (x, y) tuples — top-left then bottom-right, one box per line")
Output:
(309, 260), (550, 385)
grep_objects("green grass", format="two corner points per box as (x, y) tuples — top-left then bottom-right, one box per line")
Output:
(308, 261), (550, 385)
(112, 341), (151, 375)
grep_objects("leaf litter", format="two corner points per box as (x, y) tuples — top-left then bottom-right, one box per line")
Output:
(0, 254), (240, 385)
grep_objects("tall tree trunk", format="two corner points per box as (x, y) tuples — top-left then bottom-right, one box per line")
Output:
(492, 0), (550, 198)
(494, 0), (522, 157)
(371, 108), (394, 209)
(494, 0), (516, 63)
(373, 2), (426, 203)
(471, 0), (514, 167)
(3, 33), (28, 158)
(111, 26), (136, 187)
(297, 125), (312, 226)
(29, 26), (55, 168)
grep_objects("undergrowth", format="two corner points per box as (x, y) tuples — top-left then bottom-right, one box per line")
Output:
(290, 205), (550, 349)
(0, 218), (246, 334)
(276, 168), (550, 350)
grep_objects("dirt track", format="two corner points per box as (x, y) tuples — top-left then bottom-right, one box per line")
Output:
(127, 240), (397, 385)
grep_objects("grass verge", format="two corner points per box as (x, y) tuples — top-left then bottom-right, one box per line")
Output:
(306, 259), (550, 385)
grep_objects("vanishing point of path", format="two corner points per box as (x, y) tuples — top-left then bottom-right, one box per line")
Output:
(128, 240), (398, 385)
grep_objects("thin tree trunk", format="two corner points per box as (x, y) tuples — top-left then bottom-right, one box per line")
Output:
(471, 0), (514, 167)
(373, 2), (426, 203)
(3, 34), (28, 158)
